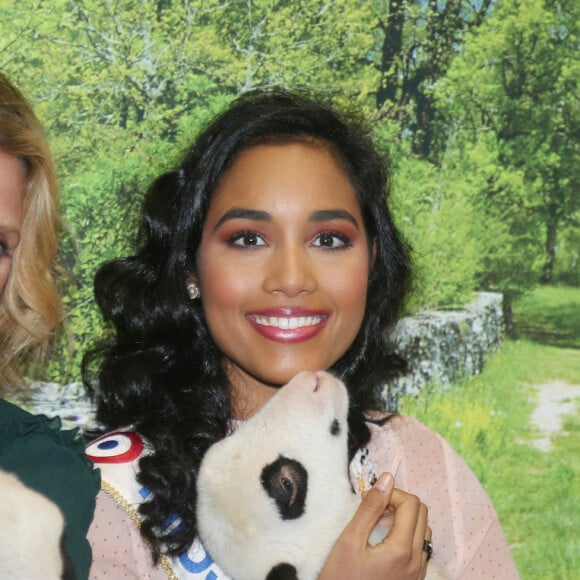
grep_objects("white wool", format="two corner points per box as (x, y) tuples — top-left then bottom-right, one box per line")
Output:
(197, 371), (447, 580)
(0, 469), (65, 580)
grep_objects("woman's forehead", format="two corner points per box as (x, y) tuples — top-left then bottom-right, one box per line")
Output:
(204, 142), (362, 223)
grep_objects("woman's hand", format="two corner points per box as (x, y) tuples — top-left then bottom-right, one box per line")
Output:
(318, 472), (431, 580)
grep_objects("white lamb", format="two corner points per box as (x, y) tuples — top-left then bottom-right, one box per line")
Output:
(197, 370), (446, 580)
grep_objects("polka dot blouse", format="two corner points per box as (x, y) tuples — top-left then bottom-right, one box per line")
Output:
(88, 415), (519, 579)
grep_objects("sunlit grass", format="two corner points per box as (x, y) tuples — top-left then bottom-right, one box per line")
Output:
(399, 286), (580, 579)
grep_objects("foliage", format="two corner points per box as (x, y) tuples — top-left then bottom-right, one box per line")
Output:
(390, 152), (480, 309)
(437, 0), (580, 285)
(444, 133), (543, 300)
(0, 0), (577, 382)
(552, 221), (580, 286)
(369, 0), (494, 158)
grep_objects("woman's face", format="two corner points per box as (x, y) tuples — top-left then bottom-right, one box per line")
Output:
(195, 142), (371, 417)
(0, 151), (24, 293)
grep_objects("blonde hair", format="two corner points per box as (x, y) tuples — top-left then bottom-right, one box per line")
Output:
(0, 72), (61, 390)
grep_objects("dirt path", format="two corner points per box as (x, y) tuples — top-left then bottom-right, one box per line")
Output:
(529, 381), (580, 451)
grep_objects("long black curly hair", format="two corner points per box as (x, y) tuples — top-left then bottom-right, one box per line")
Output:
(83, 88), (412, 560)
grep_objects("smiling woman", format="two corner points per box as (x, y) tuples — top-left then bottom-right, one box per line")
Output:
(84, 89), (518, 579)
(0, 72), (100, 580)
(0, 73), (60, 386)
(194, 142), (370, 418)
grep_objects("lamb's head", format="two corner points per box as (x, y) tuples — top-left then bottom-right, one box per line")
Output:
(196, 370), (358, 580)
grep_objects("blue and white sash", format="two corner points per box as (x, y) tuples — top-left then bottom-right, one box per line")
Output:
(86, 431), (229, 580)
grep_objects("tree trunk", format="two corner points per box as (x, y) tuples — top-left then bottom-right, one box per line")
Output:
(541, 212), (559, 284)
(376, 0), (405, 110)
(502, 291), (515, 338)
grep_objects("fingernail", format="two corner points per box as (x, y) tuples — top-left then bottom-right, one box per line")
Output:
(374, 472), (394, 492)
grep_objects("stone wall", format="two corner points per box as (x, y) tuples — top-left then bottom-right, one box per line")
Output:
(10, 380), (98, 432)
(382, 292), (505, 411)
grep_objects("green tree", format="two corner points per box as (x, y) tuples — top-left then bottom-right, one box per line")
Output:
(439, 0), (579, 285)
(371, 0), (494, 159)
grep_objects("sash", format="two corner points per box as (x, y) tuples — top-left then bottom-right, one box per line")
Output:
(86, 430), (230, 580)
(86, 430), (374, 580)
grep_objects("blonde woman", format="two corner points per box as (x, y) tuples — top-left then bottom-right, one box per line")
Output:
(0, 73), (61, 385)
(0, 72), (99, 580)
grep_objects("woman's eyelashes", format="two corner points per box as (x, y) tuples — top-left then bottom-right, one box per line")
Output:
(0, 239), (12, 258)
(225, 229), (353, 250)
(312, 231), (352, 250)
(227, 230), (267, 248)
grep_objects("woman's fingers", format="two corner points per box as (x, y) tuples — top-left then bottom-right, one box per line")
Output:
(320, 472), (432, 579)
(412, 501), (428, 551)
(413, 505), (430, 579)
(348, 472), (395, 546)
(417, 525), (433, 580)
(421, 525), (433, 562)
(372, 477), (430, 579)
(387, 487), (423, 546)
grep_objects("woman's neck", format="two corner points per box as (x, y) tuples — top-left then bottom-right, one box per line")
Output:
(226, 364), (279, 420)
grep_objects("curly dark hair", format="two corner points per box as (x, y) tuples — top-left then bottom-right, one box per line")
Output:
(83, 88), (412, 560)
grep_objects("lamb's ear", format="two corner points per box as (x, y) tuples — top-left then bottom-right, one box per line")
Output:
(266, 563), (298, 580)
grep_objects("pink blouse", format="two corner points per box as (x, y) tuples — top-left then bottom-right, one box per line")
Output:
(87, 416), (519, 579)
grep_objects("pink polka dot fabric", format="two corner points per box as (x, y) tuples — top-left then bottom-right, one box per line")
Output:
(361, 416), (519, 579)
(88, 416), (519, 579)
(89, 491), (167, 579)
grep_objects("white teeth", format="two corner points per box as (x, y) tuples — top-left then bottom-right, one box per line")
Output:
(252, 315), (324, 329)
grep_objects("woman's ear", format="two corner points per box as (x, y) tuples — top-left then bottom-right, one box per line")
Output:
(370, 239), (377, 269)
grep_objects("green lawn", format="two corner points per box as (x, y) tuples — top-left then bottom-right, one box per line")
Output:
(399, 285), (580, 579)
(512, 285), (580, 349)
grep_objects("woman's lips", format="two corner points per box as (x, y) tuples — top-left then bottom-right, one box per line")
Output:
(246, 309), (329, 343)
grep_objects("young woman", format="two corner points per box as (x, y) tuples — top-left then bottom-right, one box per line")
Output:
(0, 73), (60, 385)
(85, 89), (518, 579)
(0, 72), (100, 580)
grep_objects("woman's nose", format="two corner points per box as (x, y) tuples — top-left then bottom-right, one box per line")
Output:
(262, 244), (317, 297)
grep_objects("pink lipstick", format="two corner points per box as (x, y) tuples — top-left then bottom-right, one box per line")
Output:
(246, 308), (329, 343)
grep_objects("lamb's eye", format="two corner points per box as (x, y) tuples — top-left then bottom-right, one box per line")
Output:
(261, 456), (308, 519)
(277, 470), (299, 508)
(281, 476), (294, 495)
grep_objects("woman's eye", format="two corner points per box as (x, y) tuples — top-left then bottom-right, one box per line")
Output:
(229, 232), (266, 248)
(0, 241), (10, 258)
(312, 232), (350, 249)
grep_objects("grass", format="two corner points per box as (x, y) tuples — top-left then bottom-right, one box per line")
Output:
(512, 285), (580, 349)
(399, 285), (580, 579)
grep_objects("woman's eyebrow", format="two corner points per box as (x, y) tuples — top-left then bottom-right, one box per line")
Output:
(213, 208), (360, 231)
(309, 209), (360, 230)
(214, 208), (271, 230)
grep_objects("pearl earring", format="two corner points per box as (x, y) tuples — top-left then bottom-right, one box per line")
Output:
(187, 282), (200, 300)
